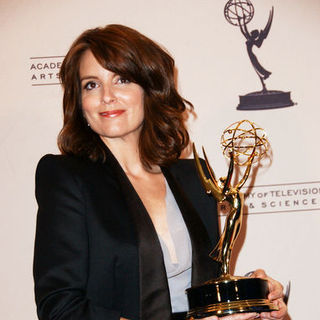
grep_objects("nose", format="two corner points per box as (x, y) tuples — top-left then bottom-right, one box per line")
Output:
(102, 84), (116, 105)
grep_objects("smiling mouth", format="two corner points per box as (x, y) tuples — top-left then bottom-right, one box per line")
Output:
(99, 110), (125, 118)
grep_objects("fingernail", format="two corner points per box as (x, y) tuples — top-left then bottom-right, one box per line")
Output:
(244, 270), (255, 277)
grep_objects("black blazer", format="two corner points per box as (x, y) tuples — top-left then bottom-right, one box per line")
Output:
(33, 149), (220, 320)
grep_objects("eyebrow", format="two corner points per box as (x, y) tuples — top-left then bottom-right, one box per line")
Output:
(80, 76), (99, 82)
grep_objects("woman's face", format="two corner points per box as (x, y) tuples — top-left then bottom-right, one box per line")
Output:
(79, 50), (145, 146)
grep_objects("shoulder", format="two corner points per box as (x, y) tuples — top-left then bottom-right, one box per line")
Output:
(167, 158), (208, 197)
(167, 157), (217, 207)
(35, 154), (101, 189)
(168, 158), (206, 181)
(169, 158), (195, 173)
(36, 154), (119, 192)
(36, 154), (103, 178)
(37, 154), (90, 172)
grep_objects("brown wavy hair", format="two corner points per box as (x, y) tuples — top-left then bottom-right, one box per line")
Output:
(58, 24), (193, 168)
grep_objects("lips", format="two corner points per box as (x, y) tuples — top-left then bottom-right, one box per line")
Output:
(99, 110), (125, 118)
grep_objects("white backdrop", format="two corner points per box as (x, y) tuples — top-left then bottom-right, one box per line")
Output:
(1, 0), (319, 319)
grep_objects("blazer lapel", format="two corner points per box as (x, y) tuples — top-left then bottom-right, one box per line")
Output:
(103, 148), (172, 320)
(162, 166), (219, 286)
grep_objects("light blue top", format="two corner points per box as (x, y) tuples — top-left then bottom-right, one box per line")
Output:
(157, 180), (192, 313)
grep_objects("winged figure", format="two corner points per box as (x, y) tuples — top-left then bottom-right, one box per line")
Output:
(239, 7), (274, 92)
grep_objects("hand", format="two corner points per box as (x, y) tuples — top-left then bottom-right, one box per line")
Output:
(250, 269), (287, 320)
(120, 318), (129, 320)
(192, 269), (288, 320)
(200, 312), (259, 320)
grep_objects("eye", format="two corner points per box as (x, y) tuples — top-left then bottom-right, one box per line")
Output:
(83, 81), (99, 91)
(115, 76), (130, 84)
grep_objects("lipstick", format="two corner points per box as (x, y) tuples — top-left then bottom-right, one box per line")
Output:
(99, 110), (125, 118)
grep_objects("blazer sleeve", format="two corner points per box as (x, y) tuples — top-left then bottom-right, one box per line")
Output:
(33, 155), (121, 320)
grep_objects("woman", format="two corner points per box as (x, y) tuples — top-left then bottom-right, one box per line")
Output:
(33, 24), (287, 320)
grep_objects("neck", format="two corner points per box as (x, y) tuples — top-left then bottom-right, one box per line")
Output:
(101, 135), (160, 176)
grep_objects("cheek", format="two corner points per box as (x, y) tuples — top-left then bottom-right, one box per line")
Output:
(81, 95), (98, 115)
(81, 97), (90, 114)
(131, 90), (145, 117)
(132, 98), (144, 122)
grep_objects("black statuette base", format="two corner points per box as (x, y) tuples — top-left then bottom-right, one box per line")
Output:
(186, 277), (278, 319)
(237, 90), (294, 110)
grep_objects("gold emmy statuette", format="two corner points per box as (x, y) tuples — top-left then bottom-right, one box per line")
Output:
(186, 120), (278, 318)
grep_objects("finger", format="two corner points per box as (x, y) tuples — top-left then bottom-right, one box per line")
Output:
(267, 278), (284, 301)
(219, 312), (259, 320)
(270, 298), (287, 319)
(260, 298), (287, 320)
(251, 269), (267, 278)
(200, 312), (259, 320)
(251, 270), (283, 301)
